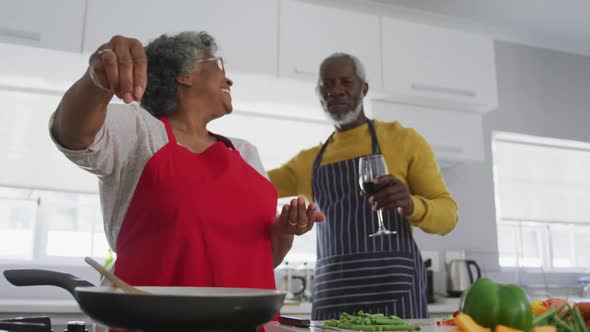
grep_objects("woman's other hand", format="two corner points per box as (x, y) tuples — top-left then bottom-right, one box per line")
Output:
(89, 35), (147, 103)
(276, 197), (326, 236)
(270, 197), (325, 267)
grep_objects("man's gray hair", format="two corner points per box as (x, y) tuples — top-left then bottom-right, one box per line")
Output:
(140, 31), (218, 116)
(317, 52), (367, 88)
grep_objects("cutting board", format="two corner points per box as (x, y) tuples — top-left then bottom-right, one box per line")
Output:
(265, 318), (455, 332)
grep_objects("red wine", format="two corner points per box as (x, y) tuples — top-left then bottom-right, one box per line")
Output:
(361, 181), (387, 195)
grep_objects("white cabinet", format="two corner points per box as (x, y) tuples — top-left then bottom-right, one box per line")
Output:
(0, 43), (87, 94)
(0, 0), (85, 52)
(278, 0), (382, 89)
(84, 0), (279, 75)
(371, 100), (484, 166)
(381, 18), (498, 113)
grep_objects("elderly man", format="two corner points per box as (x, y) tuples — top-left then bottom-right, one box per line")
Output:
(268, 53), (458, 319)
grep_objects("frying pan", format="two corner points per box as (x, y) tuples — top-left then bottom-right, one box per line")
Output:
(3, 269), (286, 332)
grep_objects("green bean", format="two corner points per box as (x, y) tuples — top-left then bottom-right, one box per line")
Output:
(560, 310), (573, 320)
(572, 318), (580, 332)
(572, 306), (589, 332)
(373, 318), (406, 325)
(534, 303), (568, 326)
(335, 323), (419, 331)
(325, 310), (420, 331)
(553, 315), (574, 332)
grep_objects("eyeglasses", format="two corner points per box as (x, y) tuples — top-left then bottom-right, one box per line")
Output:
(194, 56), (224, 72)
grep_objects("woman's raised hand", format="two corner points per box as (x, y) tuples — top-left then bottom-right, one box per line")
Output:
(88, 35), (147, 103)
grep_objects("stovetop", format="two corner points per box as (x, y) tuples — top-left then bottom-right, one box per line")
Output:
(0, 316), (262, 332)
(0, 316), (87, 332)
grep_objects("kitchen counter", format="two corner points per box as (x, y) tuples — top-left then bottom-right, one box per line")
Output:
(280, 296), (461, 319)
(427, 296), (461, 317)
(265, 319), (455, 332)
(281, 301), (312, 316)
(0, 299), (80, 313)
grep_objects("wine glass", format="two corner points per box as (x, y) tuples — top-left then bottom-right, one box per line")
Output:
(358, 154), (397, 237)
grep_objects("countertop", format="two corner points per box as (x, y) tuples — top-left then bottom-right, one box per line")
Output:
(280, 296), (461, 317)
(427, 296), (462, 315)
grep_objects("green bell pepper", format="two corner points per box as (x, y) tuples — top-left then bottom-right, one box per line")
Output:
(461, 278), (532, 331)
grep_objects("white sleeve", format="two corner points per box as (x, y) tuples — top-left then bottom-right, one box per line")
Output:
(48, 103), (147, 178)
(230, 137), (269, 179)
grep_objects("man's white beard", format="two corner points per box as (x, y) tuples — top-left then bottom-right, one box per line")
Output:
(326, 99), (364, 129)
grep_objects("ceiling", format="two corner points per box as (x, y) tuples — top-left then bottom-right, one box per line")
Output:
(369, 0), (590, 57)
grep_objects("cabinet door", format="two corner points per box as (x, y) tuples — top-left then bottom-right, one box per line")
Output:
(0, 43), (87, 94)
(84, 0), (278, 75)
(279, 0), (381, 89)
(382, 17), (497, 113)
(371, 100), (484, 165)
(0, 0), (85, 52)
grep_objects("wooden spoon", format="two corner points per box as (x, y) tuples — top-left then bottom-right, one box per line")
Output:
(84, 256), (146, 294)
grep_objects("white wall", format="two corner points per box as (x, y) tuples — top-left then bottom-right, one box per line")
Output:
(413, 40), (590, 293)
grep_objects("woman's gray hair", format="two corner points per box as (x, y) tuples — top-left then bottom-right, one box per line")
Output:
(316, 52), (367, 89)
(140, 31), (218, 116)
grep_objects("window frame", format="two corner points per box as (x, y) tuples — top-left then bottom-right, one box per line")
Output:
(492, 131), (590, 273)
(0, 185), (108, 266)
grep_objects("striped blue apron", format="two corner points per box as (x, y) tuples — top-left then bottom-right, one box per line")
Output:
(311, 120), (429, 320)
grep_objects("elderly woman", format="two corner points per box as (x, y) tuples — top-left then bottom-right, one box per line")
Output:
(49, 31), (324, 289)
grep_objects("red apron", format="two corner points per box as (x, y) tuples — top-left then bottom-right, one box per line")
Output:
(114, 116), (277, 291)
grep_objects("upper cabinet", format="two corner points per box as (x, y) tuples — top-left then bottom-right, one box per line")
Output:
(278, 0), (382, 89)
(371, 100), (485, 166)
(0, 43), (86, 94)
(83, 0), (279, 76)
(381, 18), (498, 113)
(0, 0), (85, 52)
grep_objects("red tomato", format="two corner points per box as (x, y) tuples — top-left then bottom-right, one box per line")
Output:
(543, 298), (568, 315)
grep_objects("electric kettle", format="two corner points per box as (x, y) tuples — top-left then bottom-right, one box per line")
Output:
(446, 259), (482, 297)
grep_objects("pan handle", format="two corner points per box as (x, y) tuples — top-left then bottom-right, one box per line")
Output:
(3, 269), (94, 300)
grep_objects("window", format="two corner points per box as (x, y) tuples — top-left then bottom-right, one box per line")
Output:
(0, 187), (37, 260)
(493, 132), (590, 271)
(1, 187), (318, 265)
(0, 186), (108, 264)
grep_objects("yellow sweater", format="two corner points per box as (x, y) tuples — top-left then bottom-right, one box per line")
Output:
(268, 120), (457, 235)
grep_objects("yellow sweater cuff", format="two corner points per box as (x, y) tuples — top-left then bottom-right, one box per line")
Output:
(408, 195), (427, 224)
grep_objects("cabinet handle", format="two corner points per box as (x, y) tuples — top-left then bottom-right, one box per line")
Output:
(411, 83), (476, 98)
(292, 67), (317, 77)
(0, 27), (40, 42)
(432, 144), (464, 154)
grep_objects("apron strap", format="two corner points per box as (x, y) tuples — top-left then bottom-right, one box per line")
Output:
(159, 116), (177, 144)
(158, 117), (236, 150)
(313, 119), (380, 170)
(312, 119), (381, 199)
(367, 120), (381, 155)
